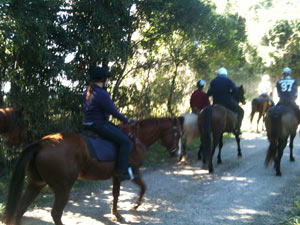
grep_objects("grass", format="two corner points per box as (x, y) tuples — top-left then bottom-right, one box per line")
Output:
(281, 198), (300, 225)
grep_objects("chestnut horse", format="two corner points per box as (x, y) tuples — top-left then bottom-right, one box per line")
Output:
(199, 85), (246, 173)
(0, 106), (27, 146)
(264, 105), (298, 176)
(3, 117), (182, 225)
(250, 93), (274, 132)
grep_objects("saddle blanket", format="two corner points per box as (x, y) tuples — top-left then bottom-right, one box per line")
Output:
(81, 134), (117, 162)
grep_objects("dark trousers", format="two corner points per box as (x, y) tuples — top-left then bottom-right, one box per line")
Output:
(91, 121), (132, 173)
(221, 100), (244, 131)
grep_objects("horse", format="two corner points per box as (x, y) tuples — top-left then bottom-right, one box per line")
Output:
(198, 85), (246, 173)
(3, 117), (182, 225)
(264, 104), (298, 176)
(177, 113), (200, 163)
(0, 106), (27, 146)
(250, 93), (274, 132)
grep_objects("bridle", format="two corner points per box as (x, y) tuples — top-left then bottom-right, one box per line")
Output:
(163, 118), (183, 156)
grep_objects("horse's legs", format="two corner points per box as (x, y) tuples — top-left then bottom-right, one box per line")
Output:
(15, 182), (46, 224)
(217, 135), (223, 164)
(250, 111), (255, 130)
(289, 133), (296, 162)
(50, 182), (74, 225)
(111, 176), (122, 221)
(131, 169), (146, 210)
(257, 112), (263, 132)
(275, 139), (287, 176)
(209, 136), (220, 173)
(198, 143), (203, 160)
(235, 133), (242, 157)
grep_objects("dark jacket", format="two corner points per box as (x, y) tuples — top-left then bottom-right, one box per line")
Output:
(207, 75), (238, 105)
(276, 76), (298, 102)
(83, 85), (129, 124)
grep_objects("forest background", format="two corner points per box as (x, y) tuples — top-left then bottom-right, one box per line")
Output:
(0, 0), (300, 171)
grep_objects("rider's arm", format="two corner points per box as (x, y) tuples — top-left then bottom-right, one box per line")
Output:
(228, 79), (238, 94)
(276, 81), (282, 98)
(292, 80), (298, 97)
(97, 91), (129, 123)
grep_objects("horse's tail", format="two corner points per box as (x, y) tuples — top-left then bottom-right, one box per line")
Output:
(201, 106), (212, 162)
(4, 142), (41, 224)
(265, 110), (281, 167)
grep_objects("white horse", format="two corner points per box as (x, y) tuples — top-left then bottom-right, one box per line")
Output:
(178, 112), (201, 162)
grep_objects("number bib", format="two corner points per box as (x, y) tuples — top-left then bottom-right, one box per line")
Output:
(278, 79), (295, 93)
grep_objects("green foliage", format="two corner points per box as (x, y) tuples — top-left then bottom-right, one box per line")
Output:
(263, 19), (300, 80)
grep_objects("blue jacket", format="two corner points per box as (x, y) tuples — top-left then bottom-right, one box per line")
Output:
(207, 75), (238, 105)
(276, 76), (298, 102)
(83, 85), (129, 124)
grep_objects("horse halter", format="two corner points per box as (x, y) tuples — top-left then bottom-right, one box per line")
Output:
(167, 118), (183, 156)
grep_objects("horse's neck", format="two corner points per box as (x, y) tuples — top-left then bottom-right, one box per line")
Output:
(138, 123), (170, 147)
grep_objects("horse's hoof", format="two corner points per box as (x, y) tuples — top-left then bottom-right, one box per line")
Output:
(290, 157), (295, 162)
(132, 204), (139, 211)
(111, 212), (122, 222)
(209, 168), (214, 173)
(276, 171), (282, 176)
(217, 159), (222, 164)
(238, 153), (242, 158)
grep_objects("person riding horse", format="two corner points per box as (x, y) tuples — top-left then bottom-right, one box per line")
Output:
(83, 66), (135, 181)
(276, 67), (300, 123)
(190, 79), (210, 113)
(207, 67), (244, 135)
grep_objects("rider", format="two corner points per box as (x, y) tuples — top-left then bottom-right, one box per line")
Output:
(83, 66), (135, 181)
(276, 67), (300, 123)
(190, 80), (210, 113)
(207, 67), (244, 135)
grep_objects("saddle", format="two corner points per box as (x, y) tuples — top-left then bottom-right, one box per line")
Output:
(80, 125), (118, 162)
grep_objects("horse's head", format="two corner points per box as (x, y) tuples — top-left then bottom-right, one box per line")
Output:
(6, 106), (28, 146)
(234, 85), (246, 105)
(160, 118), (183, 158)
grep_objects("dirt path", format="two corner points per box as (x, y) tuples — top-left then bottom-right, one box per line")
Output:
(16, 130), (300, 225)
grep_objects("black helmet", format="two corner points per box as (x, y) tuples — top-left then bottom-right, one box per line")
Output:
(90, 66), (110, 81)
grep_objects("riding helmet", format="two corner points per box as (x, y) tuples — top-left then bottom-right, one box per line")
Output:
(282, 67), (291, 75)
(217, 67), (228, 76)
(197, 80), (206, 88)
(90, 66), (110, 81)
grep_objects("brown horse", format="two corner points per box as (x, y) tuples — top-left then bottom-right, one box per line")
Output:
(264, 105), (298, 176)
(0, 106), (27, 146)
(198, 85), (246, 173)
(3, 117), (182, 225)
(250, 93), (274, 132)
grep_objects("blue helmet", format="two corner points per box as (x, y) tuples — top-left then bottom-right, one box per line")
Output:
(282, 67), (291, 75)
(197, 80), (206, 88)
(217, 67), (228, 76)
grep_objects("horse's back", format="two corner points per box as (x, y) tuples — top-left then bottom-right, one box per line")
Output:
(36, 133), (114, 181)
(209, 105), (228, 132)
(266, 105), (297, 138)
(180, 113), (199, 136)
